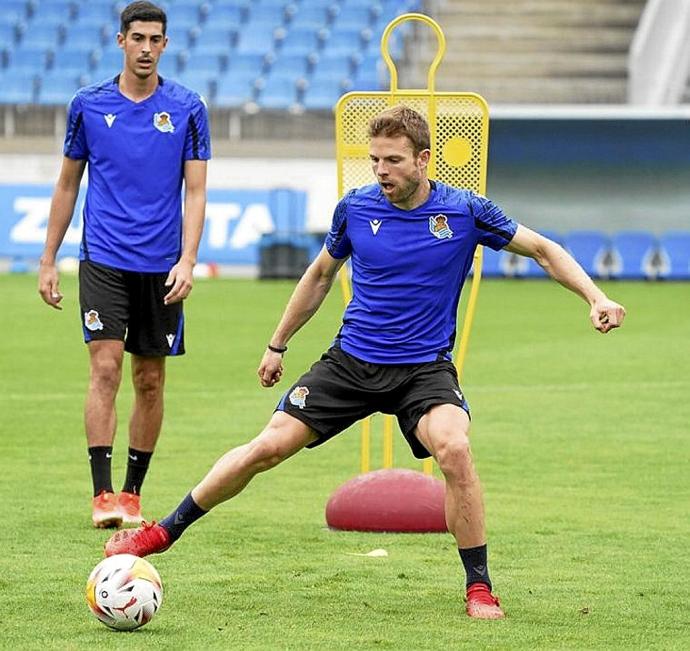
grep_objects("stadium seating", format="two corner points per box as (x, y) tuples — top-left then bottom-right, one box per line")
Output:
(0, 0), (417, 108)
(657, 231), (690, 280)
(609, 231), (658, 280)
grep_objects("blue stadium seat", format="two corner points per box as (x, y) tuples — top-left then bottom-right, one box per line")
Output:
(36, 71), (84, 105)
(291, 5), (334, 30)
(93, 48), (124, 75)
(267, 53), (310, 82)
(350, 54), (388, 90)
(256, 75), (298, 110)
(320, 27), (366, 58)
(17, 23), (64, 49)
(301, 77), (346, 110)
(235, 23), (281, 56)
(74, 4), (115, 25)
(331, 5), (374, 30)
(280, 26), (324, 57)
(2, 1), (30, 24)
(310, 53), (353, 82)
(0, 69), (37, 103)
(176, 71), (213, 101)
(165, 5), (203, 27)
(63, 24), (109, 51)
(6, 45), (51, 74)
(0, 23), (19, 47)
(30, 2), (75, 27)
(192, 24), (237, 56)
(226, 52), (266, 77)
(205, 3), (246, 28)
(215, 74), (257, 107)
(563, 230), (611, 278)
(51, 47), (95, 75)
(609, 231), (658, 280)
(657, 231), (690, 280)
(165, 26), (193, 53)
(179, 52), (224, 80)
(248, 2), (291, 25)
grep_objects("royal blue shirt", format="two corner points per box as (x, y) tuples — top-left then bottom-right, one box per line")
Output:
(325, 181), (518, 364)
(64, 75), (211, 272)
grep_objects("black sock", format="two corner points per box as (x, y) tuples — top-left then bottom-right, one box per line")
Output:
(459, 544), (492, 590)
(88, 446), (114, 496)
(160, 493), (208, 543)
(122, 447), (153, 495)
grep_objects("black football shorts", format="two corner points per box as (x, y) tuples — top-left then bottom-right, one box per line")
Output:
(276, 346), (470, 459)
(78, 260), (185, 357)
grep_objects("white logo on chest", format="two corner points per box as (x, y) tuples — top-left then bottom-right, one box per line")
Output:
(369, 219), (382, 235)
(104, 113), (116, 128)
(154, 111), (175, 133)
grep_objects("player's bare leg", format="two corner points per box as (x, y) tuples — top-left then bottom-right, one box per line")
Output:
(105, 412), (318, 556)
(118, 356), (166, 523)
(416, 404), (504, 619)
(192, 411), (318, 509)
(86, 340), (125, 528)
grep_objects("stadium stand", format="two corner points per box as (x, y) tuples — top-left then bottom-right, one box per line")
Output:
(657, 231), (690, 280)
(411, 0), (648, 104)
(0, 0), (420, 109)
(609, 230), (658, 280)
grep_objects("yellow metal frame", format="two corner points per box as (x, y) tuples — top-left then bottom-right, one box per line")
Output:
(334, 13), (489, 475)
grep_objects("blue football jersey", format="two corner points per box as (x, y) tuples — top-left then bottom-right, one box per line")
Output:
(64, 75), (211, 272)
(325, 181), (518, 364)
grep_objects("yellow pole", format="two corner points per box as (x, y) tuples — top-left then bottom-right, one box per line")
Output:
(383, 415), (394, 468)
(360, 417), (371, 474)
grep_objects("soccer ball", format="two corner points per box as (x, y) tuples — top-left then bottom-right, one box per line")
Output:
(86, 554), (163, 630)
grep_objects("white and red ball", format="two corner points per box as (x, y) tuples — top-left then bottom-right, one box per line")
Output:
(86, 554), (163, 630)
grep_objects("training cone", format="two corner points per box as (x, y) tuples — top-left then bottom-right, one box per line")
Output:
(325, 468), (447, 533)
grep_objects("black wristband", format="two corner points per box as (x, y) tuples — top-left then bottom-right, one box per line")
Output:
(267, 344), (288, 354)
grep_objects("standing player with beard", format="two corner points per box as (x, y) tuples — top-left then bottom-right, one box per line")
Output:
(106, 106), (625, 619)
(38, 1), (211, 528)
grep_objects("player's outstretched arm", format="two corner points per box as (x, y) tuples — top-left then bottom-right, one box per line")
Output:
(164, 160), (208, 305)
(258, 246), (347, 387)
(504, 224), (626, 334)
(38, 157), (86, 310)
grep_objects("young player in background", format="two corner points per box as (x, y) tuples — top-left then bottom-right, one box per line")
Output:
(38, 1), (211, 528)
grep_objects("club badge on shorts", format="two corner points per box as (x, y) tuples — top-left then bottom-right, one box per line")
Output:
(84, 309), (104, 331)
(429, 214), (453, 240)
(289, 386), (309, 409)
(153, 111), (175, 133)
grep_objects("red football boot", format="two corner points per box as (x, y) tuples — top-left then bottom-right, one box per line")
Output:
(465, 582), (505, 619)
(105, 521), (171, 558)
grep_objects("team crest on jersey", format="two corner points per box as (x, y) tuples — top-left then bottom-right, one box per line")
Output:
(289, 386), (310, 409)
(153, 111), (175, 133)
(429, 214), (453, 240)
(84, 310), (104, 331)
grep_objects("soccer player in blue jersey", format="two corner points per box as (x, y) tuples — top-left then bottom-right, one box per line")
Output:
(106, 106), (625, 618)
(38, 1), (211, 529)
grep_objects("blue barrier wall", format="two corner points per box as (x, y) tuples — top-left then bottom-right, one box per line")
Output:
(0, 185), (307, 266)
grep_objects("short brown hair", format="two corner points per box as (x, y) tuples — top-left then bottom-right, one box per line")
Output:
(367, 105), (430, 155)
(120, 1), (167, 35)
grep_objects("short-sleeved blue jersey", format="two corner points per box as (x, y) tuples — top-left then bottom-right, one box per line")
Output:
(325, 181), (518, 364)
(64, 75), (211, 272)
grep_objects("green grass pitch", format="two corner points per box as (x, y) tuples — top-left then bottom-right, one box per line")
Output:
(0, 273), (688, 650)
